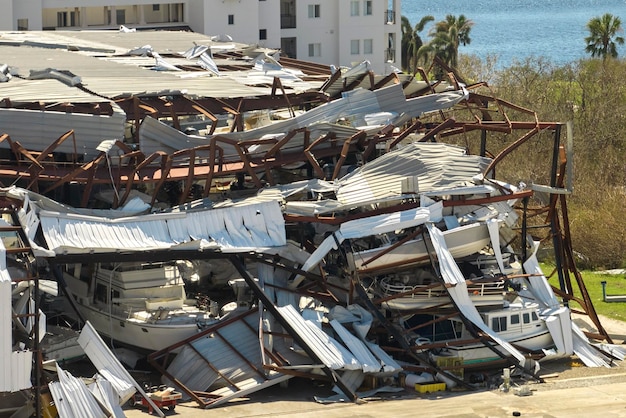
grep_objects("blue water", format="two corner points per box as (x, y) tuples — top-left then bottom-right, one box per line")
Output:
(403, 0), (626, 67)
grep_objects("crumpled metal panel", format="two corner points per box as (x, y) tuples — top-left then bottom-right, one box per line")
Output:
(35, 199), (286, 255)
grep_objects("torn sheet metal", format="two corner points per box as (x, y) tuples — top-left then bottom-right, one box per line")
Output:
(49, 364), (108, 418)
(314, 385), (404, 404)
(335, 142), (491, 206)
(328, 305), (401, 374)
(291, 203), (442, 287)
(277, 304), (361, 370)
(87, 375), (126, 418)
(77, 321), (159, 415)
(520, 245), (620, 365)
(18, 188), (286, 255)
(329, 320), (381, 373)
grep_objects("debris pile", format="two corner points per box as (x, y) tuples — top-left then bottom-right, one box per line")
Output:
(1, 30), (624, 416)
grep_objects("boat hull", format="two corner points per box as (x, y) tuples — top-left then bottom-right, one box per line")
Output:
(352, 222), (491, 274)
(382, 293), (505, 310)
(76, 303), (209, 352)
(434, 328), (554, 365)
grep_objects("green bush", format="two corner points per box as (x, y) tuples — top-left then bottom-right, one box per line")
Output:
(455, 55), (626, 269)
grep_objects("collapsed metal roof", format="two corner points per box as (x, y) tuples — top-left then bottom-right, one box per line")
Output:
(9, 187), (287, 256)
(0, 30), (312, 99)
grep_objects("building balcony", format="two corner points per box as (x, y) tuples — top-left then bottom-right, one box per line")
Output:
(281, 14), (296, 29)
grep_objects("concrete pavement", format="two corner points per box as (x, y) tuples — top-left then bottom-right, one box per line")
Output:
(123, 372), (626, 418)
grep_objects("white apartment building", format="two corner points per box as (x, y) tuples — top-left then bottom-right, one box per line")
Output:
(1, 0), (401, 74)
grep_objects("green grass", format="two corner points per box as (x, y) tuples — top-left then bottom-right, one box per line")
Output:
(541, 263), (626, 322)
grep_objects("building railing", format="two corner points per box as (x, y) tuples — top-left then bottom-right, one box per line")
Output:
(385, 48), (395, 62)
(281, 14), (296, 29)
(385, 9), (396, 25)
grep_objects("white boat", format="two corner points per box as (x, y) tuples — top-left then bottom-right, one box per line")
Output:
(377, 275), (506, 311)
(426, 302), (555, 366)
(62, 261), (221, 352)
(374, 252), (521, 311)
(348, 222), (491, 274)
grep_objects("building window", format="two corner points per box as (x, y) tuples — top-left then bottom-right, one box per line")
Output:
(350, 1), (359, 16)
(17, 18), (28, 31)
(308, 43), (321, 57)
(308, 4), (320, 18)
(228, 14), (234, 25)
(364, 0), (372, 16)
(350, 39), (360, 54)
(260, 29), (267, 40)
(364, 38), (373, 54)
(281, 0), (296, 29)
(153, 4), (160, 11)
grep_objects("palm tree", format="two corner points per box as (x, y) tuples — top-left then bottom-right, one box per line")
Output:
(401, 15), (434, 74)
(585, 13), (625, 61)
(430, 14), (474, 68)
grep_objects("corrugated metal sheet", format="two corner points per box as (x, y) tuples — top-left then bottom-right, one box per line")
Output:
(87, 375), (126, 418)
(50, 365), (108, 418)
(335, 142), (492, 206)
(30, 195), (286, 255)
(138, 83), (464, 158)
(163, 311), (262, 391)
(139, 115), (240, 157)
(0, 105), (126, 159)
(76, 320), (166, 416)
(276, 304), (361, 370)
(329, 320), (383, 373)
(0, 30), (317, 100)
(139, 114), (376, 160)
(0, 78), (109, 103)
(0, 238), (33, 393)
(0, 259), (12, 392)
(395, 88), (468, 125)
(9, 350), (33, 392)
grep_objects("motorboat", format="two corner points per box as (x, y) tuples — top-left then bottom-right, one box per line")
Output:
(415, 302), (555, 366)
(373, 252), (522, 311)
(376, 273), (507, 311)
(61, 261), (222, 352)
(348, 222), (492, 274)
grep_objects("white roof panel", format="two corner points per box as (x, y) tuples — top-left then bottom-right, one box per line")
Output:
(31, 198), (286, 255)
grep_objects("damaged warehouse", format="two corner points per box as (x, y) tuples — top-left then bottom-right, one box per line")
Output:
(0, 29), (624, 417)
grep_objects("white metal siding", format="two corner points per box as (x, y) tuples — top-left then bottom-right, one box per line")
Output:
(37, 200), (286, 254)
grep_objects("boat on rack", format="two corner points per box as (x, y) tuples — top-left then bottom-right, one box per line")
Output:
(348, 222), (491, 274)
(375, 274), (507, 311)
(371, 252), (522, 311)
(61, 261), (224, 352)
